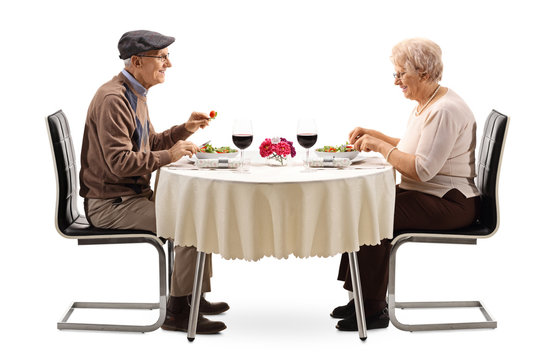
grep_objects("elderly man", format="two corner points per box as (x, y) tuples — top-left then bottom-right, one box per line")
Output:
(79, 30), (228, 334)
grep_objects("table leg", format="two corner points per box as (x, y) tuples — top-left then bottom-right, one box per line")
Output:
(348, 251), (367, 340)
(187, 251), (206, 342)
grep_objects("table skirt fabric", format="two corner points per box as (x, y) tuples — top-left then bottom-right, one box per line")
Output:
(156, 164), (395, 261)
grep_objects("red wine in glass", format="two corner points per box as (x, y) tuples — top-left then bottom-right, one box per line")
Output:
(297, 133), (318, 149)
(232, 119), (253, 171)
(232, 134), (254, 149)
(297, 119), (317, 167)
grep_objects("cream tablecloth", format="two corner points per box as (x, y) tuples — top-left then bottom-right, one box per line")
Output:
(155, 156), (395, 261)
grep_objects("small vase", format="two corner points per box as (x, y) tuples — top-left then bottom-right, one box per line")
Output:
(266, 154), (288, 166)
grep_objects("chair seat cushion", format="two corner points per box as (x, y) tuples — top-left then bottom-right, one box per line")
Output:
(394, 220), (494, 239)
(62, 215), (157, 238)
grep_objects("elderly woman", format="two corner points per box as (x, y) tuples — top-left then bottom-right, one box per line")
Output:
(332, 38), (481, 331)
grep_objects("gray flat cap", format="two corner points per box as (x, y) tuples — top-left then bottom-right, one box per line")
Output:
(118, 30), (175, 59)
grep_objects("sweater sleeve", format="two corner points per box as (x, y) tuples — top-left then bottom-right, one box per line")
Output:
(97, 95), (171, 177)
(414, 109), (460, 182)
(148, 121), (194, 151)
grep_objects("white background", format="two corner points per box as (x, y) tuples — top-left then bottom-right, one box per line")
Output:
(1, 0), (539, 358)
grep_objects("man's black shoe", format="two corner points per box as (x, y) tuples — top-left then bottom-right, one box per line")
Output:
(161, 295), (226, 334)
(161, 311), (227, 334)
(188, 295), (230, 315)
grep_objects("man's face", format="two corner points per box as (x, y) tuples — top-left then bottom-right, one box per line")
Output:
(134, 48), (171, 89)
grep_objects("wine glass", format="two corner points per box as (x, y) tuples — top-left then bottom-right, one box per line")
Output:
(232, 119), (253, 171)
(297, 119), (318, 167)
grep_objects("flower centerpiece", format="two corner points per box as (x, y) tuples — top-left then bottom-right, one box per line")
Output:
(259, 137), (296, 166)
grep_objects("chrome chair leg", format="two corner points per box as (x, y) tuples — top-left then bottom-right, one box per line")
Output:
(348, 251), (368, 340)
(388, 236), (497, 331)
(187, 251), (207, 341)
(57, 237), (167, 332)
(57, 301), (165, 332)
(167, 239), (174, 294)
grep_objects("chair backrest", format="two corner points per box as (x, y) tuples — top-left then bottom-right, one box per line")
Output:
(46, 110), (81, 234)
(475, 109), (509, 234)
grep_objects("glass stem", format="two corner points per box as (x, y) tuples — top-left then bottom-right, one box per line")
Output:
(241, 150), (245, 170)
(305, 148), (309, 167)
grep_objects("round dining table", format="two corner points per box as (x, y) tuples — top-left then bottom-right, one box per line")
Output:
(155, 154), (395, 341)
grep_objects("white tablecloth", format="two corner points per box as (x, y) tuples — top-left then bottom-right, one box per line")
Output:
(155, 155), (395, 261)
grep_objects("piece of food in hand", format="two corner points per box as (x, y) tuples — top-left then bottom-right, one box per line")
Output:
(209, 110), (218, 119)
(199, 143), (237, 153)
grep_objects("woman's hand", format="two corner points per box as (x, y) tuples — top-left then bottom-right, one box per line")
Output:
(185, 112), (211, 132)
(349, 127), (401, 148)
(348, 127), (370, 144)
(353, 134), (383, 153)
(349, 126), (419, 180)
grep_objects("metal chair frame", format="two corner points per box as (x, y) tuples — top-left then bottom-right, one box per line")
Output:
(47, 110), (174, 333)
(388, 110), (509, 331)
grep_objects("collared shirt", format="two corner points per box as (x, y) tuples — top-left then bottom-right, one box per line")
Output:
(122, 68), (148, 97)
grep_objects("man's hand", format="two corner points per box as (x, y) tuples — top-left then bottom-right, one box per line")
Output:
(185, 112), (211, 133)
(168, 140), (199, 162)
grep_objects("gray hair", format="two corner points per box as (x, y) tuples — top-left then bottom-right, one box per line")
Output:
(123, 58), (132, 68)
(390, 38), (443, 82)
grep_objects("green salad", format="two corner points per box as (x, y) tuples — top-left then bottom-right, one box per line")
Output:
(199, 143), (238, 154)
(316, 142), (355, 152)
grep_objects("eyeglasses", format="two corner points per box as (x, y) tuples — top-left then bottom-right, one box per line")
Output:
(393, 71), (406, 80)
(137, 53), (170, 63)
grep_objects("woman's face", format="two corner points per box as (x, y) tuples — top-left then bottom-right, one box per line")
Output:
(394, 64), (424, 102)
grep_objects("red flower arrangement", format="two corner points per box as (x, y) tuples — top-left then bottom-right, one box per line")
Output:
(259, 137), (296, 165)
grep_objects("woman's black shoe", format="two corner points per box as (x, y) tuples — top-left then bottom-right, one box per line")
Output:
(330, 299), (355, 319)
(336, 308), (389, 331)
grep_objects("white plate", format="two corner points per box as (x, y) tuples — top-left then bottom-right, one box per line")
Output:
(315, 150), (360, 160)
(195, 151), (239, 159)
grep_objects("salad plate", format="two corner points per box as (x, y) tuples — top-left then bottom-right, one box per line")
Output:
(315, 143), (359, 160)
(196, 143), (239, 159)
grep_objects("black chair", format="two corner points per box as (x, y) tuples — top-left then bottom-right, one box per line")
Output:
(388, 109), (509, 331)
(47, 109), (174, 332)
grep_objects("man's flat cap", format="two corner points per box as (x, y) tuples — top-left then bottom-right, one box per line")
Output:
(118, 30), (175, 59)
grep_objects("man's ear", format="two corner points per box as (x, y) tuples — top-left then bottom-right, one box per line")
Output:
(131, 56), (142, 68)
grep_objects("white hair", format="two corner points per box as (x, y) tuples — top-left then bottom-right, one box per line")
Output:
(123, 58), (132, 68)
(391, 38), (443, 82)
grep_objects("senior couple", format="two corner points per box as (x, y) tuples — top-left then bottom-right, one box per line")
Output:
(80, 30), (481, 334)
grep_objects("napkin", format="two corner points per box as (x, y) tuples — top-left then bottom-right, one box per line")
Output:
(195, 158), (241, 169)
(308, 158), (351, 168)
